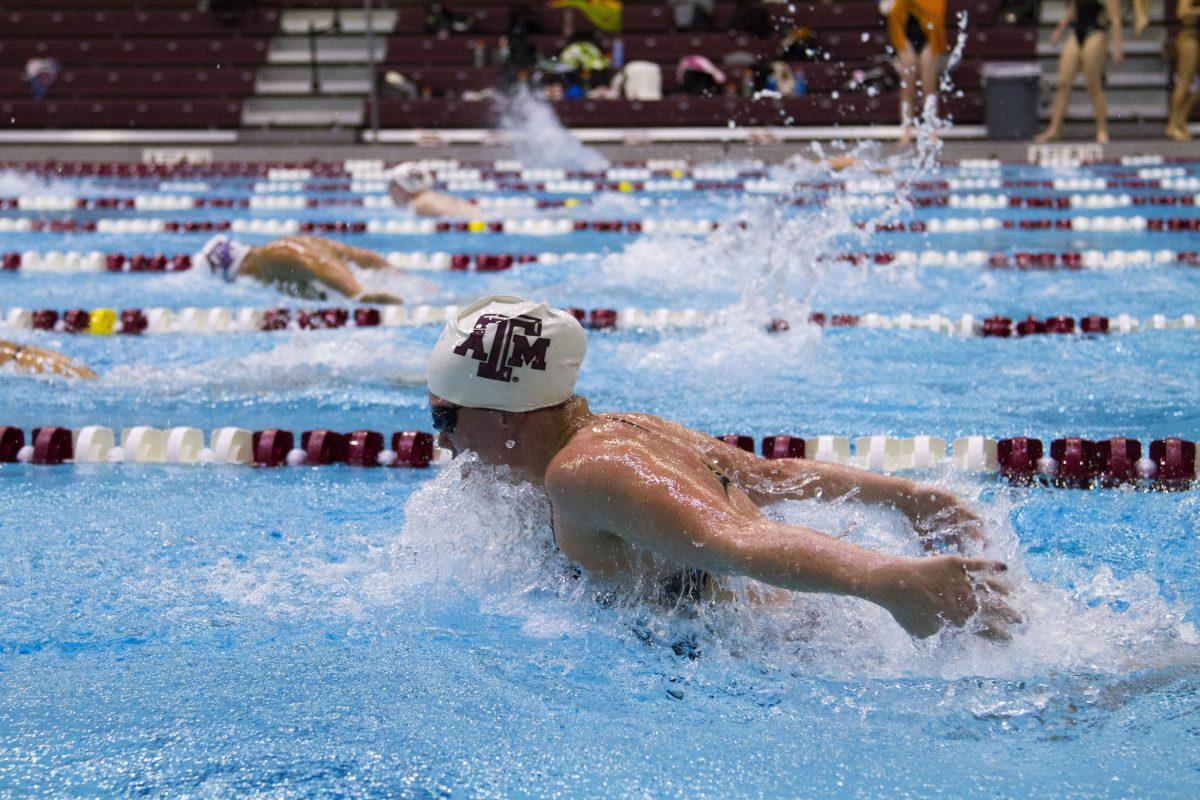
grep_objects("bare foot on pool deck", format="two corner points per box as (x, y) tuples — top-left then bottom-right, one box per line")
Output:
(1165, 124), (1191, 141)
(1033, 127), (1062, 144)
(1095, 130), (1110, 144)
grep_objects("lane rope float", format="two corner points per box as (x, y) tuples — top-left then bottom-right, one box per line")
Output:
(3, 306), (1197, 336)
(1, 426), (1194, 490)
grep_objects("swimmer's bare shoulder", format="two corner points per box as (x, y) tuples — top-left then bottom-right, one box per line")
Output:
(545, 414), (756, 576)
(543, 418), (655, 575)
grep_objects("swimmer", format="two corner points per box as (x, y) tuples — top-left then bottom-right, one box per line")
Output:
(0, 339), (96, 379)
(1035, 0), (1124, 144)
(198, 234), (405, 304)
(387, 161), (479, 218)
(883, 0), (948, 146)
(1165, 0), (1198, 141)
(426, 296), (1018, 639)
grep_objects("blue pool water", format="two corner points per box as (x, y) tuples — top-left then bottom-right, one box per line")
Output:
(1, 152), (1199, 797)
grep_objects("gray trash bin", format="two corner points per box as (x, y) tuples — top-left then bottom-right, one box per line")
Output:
(981, 62), (1041, 140)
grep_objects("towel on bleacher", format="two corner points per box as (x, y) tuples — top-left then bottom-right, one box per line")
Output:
(550, 0), (623, 33)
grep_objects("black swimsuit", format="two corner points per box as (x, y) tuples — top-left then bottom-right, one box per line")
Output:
(1072, 0), (1108, 45)
(904, 13), (928, 52)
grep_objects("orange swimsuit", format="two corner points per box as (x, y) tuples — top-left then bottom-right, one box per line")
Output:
(887, 0), (948, 55)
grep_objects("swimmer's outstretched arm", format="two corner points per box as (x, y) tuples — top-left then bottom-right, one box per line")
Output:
(304, 237), (393, 270)
(547, 447), (1013, 638)
(0, 340), (97, 379)
(240, 238), (401, 304)
(736, 456), (984, 550)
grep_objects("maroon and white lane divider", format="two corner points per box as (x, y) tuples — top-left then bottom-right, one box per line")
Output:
(3, 426), (1194, 488)
(0, 425), (443, 468)
(3, 215), (1200, 237)
(4, 305), (1196, 336)
(5, 248), (1200, 275)
(717, 434), (1198, 489)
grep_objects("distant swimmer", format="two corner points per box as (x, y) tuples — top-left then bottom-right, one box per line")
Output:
(425, 296), (1018, 639)
(0, 339), (96, 379)
(387, 162), (479, 218)
(198, 234), (406, 304)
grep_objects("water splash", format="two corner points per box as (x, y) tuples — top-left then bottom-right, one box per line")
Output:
(590, 146), (908, 390)
(494, 86), (608, 170)
(381, 455), (1199, 683)
(106, 332), (428, 397)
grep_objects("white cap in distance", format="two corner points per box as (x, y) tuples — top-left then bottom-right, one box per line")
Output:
(388, 162), (434, 195)
(427, 295), (587, 412)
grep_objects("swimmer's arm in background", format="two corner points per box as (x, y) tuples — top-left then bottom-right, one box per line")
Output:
(410, 192), (480, 218)
(546, 448), (1012, 638)
(240, 239), (401, 304)
(0, 340), (97, 380)
(316, 239), (393, 270)
(736, 456), (985, 551)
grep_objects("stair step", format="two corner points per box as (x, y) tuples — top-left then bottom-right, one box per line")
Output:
(267, 35), (387, 65)
(280, 8), (398, 35)
(255, 65), (372, 95)
(241, 96), (364, 127)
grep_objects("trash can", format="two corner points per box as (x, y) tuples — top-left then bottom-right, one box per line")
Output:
(981, 62), (1041, 140)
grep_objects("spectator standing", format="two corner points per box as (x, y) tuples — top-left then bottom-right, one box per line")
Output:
(1166, 0), (1198, 139)
(1035, 0), (1124, 143)
(670, 0), (715, 32)
(883, 0), (948, 145)
(729, 0), (772, 37)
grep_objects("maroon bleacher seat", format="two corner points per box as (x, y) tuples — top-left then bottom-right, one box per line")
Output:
(0, 68), (257, 99)
(2, 9), (279, 37)
(0, 38), (270, 67)
(0, 98), (242, 128)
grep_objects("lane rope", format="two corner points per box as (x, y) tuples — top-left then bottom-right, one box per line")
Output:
(3, 306), (1197, 336)
(1, 426), (1194, 488)
(5, 248), (1200, 274)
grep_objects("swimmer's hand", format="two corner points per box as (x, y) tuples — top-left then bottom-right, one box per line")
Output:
(870, 556), (1020, 639)
(355, 291), (403, 305)
(907, 488), (986, 552)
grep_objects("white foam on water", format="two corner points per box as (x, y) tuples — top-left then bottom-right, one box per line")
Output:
(380, 456), (1199, 684)
(106, 331), (429, 396)
(494, 87), (609, 171)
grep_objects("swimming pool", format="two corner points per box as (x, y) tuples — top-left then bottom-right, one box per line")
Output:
(1, 151), (1199, 797)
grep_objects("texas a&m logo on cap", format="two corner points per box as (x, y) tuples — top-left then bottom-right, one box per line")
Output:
(453, 313), (550, 383)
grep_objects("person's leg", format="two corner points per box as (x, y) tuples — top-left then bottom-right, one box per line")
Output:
(1036, 34), (1083, 142)
(1167, 28), (1198, 139)
(916, 43), (941, 121)
(895, 46), (919, 144)
(1080, 30), (1110, 142)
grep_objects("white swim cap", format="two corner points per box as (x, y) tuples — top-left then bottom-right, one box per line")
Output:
(197, 234), (250, 282)
(428, 295), (587, 412)
(388, 161), (434, 195)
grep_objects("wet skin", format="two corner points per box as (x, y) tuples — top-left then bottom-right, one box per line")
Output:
(388, 184), (481, 218)
(238, 236), (403, 304)
(0, 339), (97, 379)
(431, 393), (1018, 639)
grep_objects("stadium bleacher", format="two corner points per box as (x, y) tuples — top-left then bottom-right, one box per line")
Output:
(0, 0), (1183, 133)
